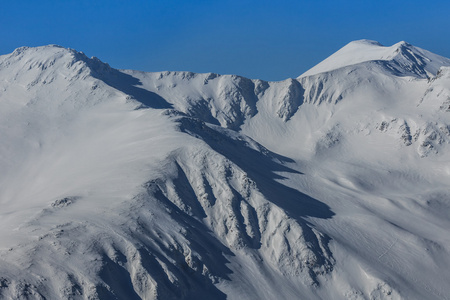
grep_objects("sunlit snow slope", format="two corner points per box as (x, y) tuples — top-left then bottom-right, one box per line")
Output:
(0, 41), (450, 299)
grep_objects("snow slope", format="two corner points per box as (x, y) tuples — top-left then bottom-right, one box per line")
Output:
(0, 41), (449, 299)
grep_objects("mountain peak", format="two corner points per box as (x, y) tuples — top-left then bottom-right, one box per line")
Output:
(347, 39), (384, 47)
(1, 45), (113, 85)
(300, 40), (450, 78)
(4, 44), (81, 67)
(394, 40), (409, 46)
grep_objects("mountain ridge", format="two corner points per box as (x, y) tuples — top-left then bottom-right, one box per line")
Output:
(0, 40), (450, 299)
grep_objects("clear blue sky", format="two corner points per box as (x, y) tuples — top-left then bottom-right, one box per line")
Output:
(1, 0), (450, 81)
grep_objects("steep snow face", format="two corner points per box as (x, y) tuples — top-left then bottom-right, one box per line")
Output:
(1, 41), (450, 300)
(300, 39), (450, 78)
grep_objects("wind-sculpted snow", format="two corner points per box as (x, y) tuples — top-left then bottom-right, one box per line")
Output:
(1, 41), (450, 299)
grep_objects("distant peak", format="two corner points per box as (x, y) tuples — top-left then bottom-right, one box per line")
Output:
(394, 40), (410, 46)
(44, 44), (65, 49)
(300, 39), (450, 78)
(2, 45), (114, 82)
(12, 44), (64, 53)
(14, 44), (106, 65)
(392, 41), (413, 50)
(8, 44), (78, 62)
(347, 39), (384, 47)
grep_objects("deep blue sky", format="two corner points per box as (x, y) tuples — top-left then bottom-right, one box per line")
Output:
(1, 0), (450, 81)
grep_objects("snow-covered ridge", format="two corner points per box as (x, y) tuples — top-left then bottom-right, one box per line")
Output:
(0, 41), (450, 299)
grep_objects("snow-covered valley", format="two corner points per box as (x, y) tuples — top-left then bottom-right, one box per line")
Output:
(0, 40), (450, 299)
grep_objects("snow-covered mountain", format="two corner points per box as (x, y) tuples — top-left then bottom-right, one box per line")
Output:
(0, 40), (449, 299)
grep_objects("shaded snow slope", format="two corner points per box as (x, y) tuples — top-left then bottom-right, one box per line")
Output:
(1, 41), (450, 299)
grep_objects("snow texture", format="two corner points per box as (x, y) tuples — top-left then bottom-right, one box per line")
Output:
(0, 41), (450, 299)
